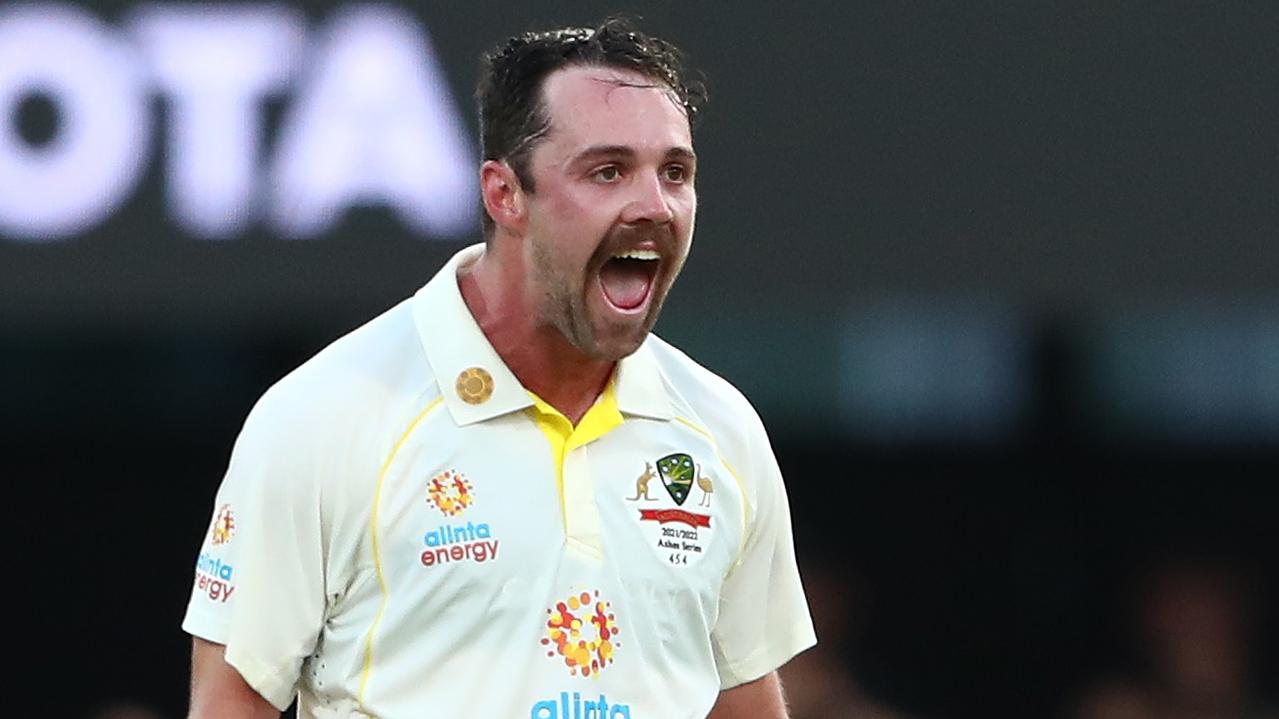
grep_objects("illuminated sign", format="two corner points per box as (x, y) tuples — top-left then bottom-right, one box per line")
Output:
(0, 3), (476, 242)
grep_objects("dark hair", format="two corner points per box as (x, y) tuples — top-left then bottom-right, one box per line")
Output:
(476, 17), (706, 235)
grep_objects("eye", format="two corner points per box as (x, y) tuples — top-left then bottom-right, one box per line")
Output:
(593, 165), (621, 183)
(664, 164), (689, 183)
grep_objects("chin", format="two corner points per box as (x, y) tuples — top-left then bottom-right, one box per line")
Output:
(588, 332), (648, 362)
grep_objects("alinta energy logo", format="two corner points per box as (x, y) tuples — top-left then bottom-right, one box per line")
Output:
(195, 503), (236, 603)
(194, 552), (236, 603)
(540, 590), (620, 678)
(426, 469), (474, 516)
(530, 691), (632, 718)
(210, 504), (235, 546)
(421, 469), (499, 568)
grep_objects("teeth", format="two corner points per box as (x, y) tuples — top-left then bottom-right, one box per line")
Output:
(613, 249), (660, 261)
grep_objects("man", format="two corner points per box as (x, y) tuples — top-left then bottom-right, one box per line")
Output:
(184, 18), (815, 718)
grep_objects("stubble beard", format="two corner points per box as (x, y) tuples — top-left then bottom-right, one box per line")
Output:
(530, 232), (667, 362)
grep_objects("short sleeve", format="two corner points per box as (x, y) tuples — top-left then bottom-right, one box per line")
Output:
(181, 390), (330, 710)
(710, 422), (816, 689)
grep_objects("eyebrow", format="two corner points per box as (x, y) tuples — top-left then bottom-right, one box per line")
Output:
(571, 144), (698, 164)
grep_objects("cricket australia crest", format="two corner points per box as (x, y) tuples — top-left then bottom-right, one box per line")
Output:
(629, 453), (716, 568)
(656, 452), (695, 505)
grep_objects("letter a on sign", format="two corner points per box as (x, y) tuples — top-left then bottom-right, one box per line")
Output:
(270, 5), (475, 239)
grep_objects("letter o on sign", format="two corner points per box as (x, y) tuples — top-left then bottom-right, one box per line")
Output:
(0, 4), (149, 241)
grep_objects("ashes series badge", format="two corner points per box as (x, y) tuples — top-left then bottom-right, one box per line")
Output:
(627, 452), (713, 566)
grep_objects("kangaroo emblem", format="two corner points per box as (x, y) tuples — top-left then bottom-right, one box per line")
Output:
(695, 464), (714, 507)
(626, 461), (658, 501)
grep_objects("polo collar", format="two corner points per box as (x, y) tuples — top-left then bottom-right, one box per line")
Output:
(413, 244), (674, 426)
(613, 335), (674, 421)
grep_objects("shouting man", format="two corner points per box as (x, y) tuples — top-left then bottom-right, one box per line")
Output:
(184, 18), (815, 718)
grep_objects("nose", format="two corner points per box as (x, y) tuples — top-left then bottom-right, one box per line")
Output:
(620, 169), (674, 226)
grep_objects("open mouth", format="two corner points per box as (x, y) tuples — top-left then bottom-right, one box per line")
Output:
(598, 249), (660, 311)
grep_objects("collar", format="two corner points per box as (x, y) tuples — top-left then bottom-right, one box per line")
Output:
(413, 244), (674, 426)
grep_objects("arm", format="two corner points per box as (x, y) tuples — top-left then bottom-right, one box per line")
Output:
(188, 637), (281, 719)
(706, 405), (816, 696)
(181, 379), (342, 714)
(707, 671), (788, 719)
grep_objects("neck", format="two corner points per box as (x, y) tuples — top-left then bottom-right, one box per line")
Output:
(458, 247), (614, 425)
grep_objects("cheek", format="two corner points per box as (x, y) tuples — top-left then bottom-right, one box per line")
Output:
(674, 198), (696, 242)
(673, 189), (696, 222)
(538, 188), (615, 236)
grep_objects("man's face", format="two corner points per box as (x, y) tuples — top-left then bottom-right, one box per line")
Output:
(520, 64), (697, 361)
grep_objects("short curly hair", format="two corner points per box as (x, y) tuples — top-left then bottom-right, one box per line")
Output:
(476, 17), (706, 235)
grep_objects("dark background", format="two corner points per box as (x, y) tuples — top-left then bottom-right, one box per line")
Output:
(4, 2), (1276, 718)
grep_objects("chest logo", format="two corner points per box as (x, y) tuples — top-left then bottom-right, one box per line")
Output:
(626, 454), (714, 508)
(656, 452), (695, 505)
(420, 470), (500, 568)
(627, 455), (715, 567)
(540, 590), (621, 678)
(646, 452), (714, 508)
(426, 469), (474, 517)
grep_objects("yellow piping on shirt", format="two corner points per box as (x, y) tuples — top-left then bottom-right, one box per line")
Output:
(358, 395), (444, 710)
(673, 415), (750, 561)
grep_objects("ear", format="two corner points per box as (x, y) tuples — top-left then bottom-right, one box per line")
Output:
(480, 160), (526, 234)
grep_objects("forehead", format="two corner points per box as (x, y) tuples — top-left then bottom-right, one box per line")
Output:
(537, 65), (692, 152)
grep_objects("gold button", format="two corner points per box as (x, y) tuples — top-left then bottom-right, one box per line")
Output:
(456, 367), (494, 405)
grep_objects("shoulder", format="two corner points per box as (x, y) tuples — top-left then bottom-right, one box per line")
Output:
(236, 298), (440, 464)
(643, 334), (772, 462)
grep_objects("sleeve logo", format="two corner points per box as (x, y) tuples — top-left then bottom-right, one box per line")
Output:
(210, 504), (235, 546)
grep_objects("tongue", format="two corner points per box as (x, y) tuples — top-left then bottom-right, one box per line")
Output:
(599, 260), (652, 310)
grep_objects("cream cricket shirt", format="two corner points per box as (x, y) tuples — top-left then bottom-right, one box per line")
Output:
(183, 245), (816, 718)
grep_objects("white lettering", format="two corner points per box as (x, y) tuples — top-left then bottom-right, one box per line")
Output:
(0, 3), (474, 243)
(0, 4), (148, 241)
(130, 5), (305, 238)
(269, 5), (475, 239)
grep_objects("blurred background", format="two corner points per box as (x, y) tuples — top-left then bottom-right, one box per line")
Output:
(4, 2), (1276, 717)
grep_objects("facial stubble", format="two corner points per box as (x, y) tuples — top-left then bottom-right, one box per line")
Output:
(530, 226), (681, 362)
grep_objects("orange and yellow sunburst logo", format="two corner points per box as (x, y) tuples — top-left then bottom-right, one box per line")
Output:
(210, 504), (235, 545)
(540, 590), (621, 677)
(426, 470), (474, 517)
